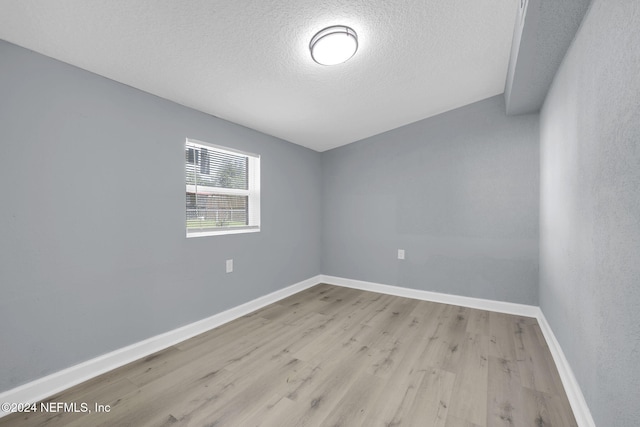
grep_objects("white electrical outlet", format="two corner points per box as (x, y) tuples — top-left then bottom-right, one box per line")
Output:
(226, 259), (233, 273)
(398, 249), (405, 260)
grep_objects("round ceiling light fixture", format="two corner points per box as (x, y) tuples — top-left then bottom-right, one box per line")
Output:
(309, 25), (358, 66)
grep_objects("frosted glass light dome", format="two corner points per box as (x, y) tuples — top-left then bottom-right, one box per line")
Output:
(310, 26), (358, 66)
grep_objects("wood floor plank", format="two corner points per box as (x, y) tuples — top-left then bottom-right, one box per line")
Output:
(447, 332), (490, 426)
(489, 312), (518, 362)
(173, 310), (272, 351)
(316, 371), (384, 427)
(10, 372), (139, 427)
(85, 365), (236, 426)
(514, 320), (561, 395)
(292, 293), (394, 365)
(406, 367), (456, 427)
(359, 368), (429, 427)
(466, 308), (491, 336)
(445, 415), (483, 427)
(177, 358), (305, 426)
(0, 284), (577, 427)
(531, 323), (567, 396)
(417, 304), (470, 373)
(487, 356), (524, 427)
(362, 297), (421, 378)
(223, 311), (333, 372)
(266, 348), (372, 426)
(234, 393), (297, 427)
(360, 303), (453, 426)
(520, 387), (578, 427)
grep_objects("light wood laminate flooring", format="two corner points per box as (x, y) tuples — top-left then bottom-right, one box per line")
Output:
(1, 284), (577, 426)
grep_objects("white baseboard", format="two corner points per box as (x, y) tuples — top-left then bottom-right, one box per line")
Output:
(0, 275), (320, 418)
(536, 310), (596, 427)
(1, 273), (594, 427)
(318, 275), (595, 427)
(318, 275), (540, 317)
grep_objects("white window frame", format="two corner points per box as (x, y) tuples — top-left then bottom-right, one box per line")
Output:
(186, 138), (260, 238)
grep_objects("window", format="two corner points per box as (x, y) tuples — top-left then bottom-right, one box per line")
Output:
(185, 139), (260, 237)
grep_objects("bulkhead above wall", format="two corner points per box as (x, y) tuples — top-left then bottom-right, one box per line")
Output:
(504, 0), (592, 115)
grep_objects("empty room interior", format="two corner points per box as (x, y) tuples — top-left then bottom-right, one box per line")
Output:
(0, 1), (638, 426)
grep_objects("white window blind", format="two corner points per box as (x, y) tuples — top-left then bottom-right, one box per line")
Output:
(185, 139), (260, 237)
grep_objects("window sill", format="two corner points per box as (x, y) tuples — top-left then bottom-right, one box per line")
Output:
(186, 227), (260, 238)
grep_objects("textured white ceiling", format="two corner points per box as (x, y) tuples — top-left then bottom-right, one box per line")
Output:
(0, 0), (517, 151)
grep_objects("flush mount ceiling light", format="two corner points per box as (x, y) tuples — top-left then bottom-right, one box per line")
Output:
(309, 25), (358, 66)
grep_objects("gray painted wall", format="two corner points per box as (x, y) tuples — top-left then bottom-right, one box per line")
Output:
(539, 1), (640, 426)
(0, 40), (322, 393)
(322, 96), (539, 305)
